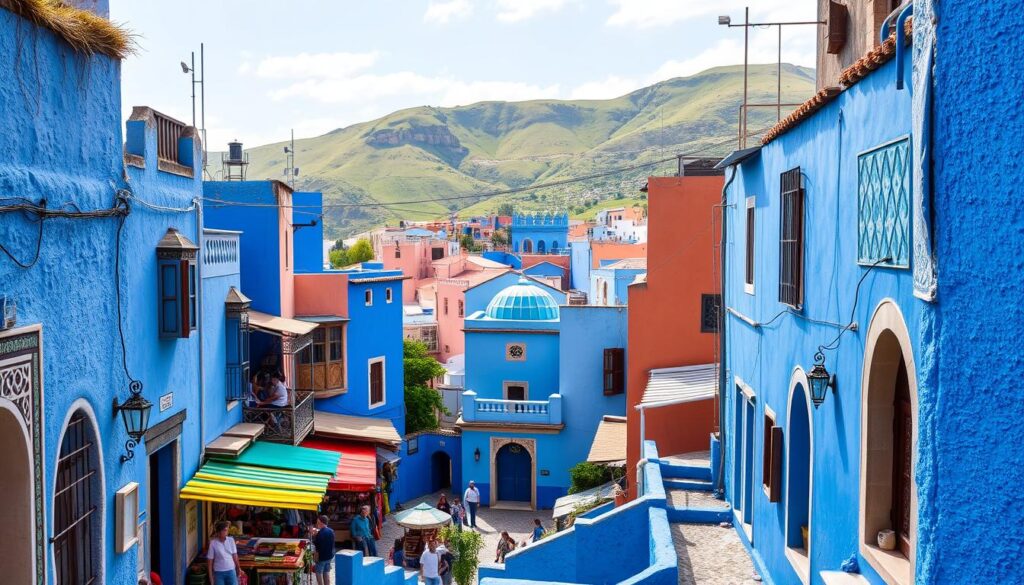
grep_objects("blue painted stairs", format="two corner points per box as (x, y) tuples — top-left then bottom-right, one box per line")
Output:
(334, 550), (419, 585)
(658, 458), (732, 524)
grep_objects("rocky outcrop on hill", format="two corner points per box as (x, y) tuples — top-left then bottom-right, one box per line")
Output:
(366, 125), (465, 151)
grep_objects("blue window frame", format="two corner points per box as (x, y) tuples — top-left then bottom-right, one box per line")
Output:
(158, 258), (197, 339)
(858, 136), (911, 268)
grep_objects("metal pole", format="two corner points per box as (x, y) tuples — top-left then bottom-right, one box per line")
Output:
(777, 25), (782, 121)
(200, 43), (207, 175)
(190, 51), (196, 128)
(742, 6), (749, 148)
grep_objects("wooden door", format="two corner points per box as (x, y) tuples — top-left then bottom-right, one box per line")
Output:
(892, 358), (912, 557)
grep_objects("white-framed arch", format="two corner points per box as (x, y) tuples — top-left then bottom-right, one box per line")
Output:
(783, 367), (813, 585)
(488, 436), (537, 510)
(859, 299), (918, 585)
(51, 397), (106, 585)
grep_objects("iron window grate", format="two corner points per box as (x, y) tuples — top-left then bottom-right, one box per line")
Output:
(779, 167), (804, 308)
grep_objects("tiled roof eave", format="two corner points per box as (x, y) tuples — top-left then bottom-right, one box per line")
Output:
(761, 18), (913, 146)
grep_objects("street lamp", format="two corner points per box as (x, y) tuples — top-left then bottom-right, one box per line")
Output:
(807, 352), (836, 408)
(113, 381), (153, 462)
(181, 43), (207, 176)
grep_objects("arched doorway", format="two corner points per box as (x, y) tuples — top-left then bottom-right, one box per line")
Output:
(431, 451), (452, 493)
(537, 240), (546, 254)
(522, 239), (533, 253)
(785, 370), (813, 561)
(0, 405), (33, 585)
(859, 300), (918, 581)
(496, 443), (531, 502)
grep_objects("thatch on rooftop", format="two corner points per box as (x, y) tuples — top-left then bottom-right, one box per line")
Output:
(1, 0), (136, 60)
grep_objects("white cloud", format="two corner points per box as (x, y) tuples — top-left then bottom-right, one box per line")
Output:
(251, 51), (381, 79)
(424, 0), (473, 24)
(606, 0), (815, 29)
(496, 0), (571, 23)
(569, 75), (639, 100)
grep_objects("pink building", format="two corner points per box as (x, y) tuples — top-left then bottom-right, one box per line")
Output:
(376, 230), (456, 304)
(432, 253), (510, 362)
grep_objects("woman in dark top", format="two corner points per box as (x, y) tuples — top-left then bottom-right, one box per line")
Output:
(436, 494), (451, 515)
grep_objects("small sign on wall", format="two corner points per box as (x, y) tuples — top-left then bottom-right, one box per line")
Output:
(159, 392), (173, 412)
(540, 469), (550, 476)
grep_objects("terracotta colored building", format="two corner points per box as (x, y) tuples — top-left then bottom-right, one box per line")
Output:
(625, 169), (723, 499)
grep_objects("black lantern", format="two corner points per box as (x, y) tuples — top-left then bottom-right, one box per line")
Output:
(474, 447), (481, 462)
(113, 381), (152, 462)
(807, 352), (836, 409)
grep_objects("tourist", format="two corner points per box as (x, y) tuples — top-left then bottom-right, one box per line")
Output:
(531, 518), (544, 542)
(437, 493), (451, 514)
(420, 539), (446, 585)
(259, 372), (289, 407)
(310, 515), (335, 585)
(449, 498), (465, 532)
(463, 481), (480, 529)
(206, 520), (243, 585)
(350, 505), (378, 557)
(495, 531), (515, 563)
(437, 538), (454, 585)
(390, 538), (405, 568)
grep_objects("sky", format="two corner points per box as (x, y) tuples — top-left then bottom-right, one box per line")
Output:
(113, 1), (818, 150)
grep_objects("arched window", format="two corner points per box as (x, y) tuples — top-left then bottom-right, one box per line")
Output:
(786, 372), (813, 580)
(537, 240), (546, 254)
(522, 239), (533, 253)
(860, 300), (918, 583)
(551, 241), (559, 253)
(54, 410), (101, 585)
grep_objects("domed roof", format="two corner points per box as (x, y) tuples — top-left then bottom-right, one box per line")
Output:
(485, 277), (559, 321)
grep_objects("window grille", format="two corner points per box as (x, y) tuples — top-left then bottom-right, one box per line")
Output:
(858, 137), (910, 267)
(779, 168), (804, 307)
(53, 412), (98, 585)
(701, 294), (722, 333)
(745, 199), (755, 289)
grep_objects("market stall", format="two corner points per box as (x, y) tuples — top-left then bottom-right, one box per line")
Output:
(301, 438), (382, 547)
(180, 442), (340, 583)
(393, 503), (452, 564)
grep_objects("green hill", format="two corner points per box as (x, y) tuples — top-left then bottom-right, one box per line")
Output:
(237, 63), (815, 238)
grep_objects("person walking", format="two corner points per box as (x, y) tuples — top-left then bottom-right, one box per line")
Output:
(531, 518), (544, 542)
(437, 539), (455, 585)
(350, 505), (378, 557)
(310, 515), (335, 585)
(206, 521), (243, 585)
(449, 498), (465, 532)
(495, 531), (515, 563)
(419, 539), (446, 585)
(463, 481), (480, 529)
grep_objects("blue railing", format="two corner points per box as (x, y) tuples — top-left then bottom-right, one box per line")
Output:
(460, 391), (563, 425)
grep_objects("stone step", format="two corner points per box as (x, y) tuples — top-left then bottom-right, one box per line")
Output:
(658, 462), (713, 482)
(666, 488), (732, 524)
(663, 477), (714, 491)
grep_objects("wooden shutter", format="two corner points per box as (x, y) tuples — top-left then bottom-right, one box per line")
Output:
(370, 361), (384, 405)
(158, 259), (182, 338)
(603, 348), (625, 395)
(769, 426), (784, 503)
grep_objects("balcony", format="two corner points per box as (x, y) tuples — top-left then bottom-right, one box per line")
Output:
(459, 390), (563, 428)
(242, 389), (315, 445)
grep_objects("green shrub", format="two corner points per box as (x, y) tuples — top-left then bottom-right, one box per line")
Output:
(568, 462), (623, 494)
(439, 526), (484, 585)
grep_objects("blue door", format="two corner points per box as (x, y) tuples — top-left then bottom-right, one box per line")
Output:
(496, 443), (531, 502)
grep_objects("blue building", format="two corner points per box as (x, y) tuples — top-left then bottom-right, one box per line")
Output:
(511, 213), (569, 254)
(0, 2), (248, 583)
(590, 258), (646, 306)
(458, 278), (627, 509)
(716, 3), (966, 584)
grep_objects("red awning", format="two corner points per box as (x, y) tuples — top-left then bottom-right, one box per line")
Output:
(301, 439), (378, 492)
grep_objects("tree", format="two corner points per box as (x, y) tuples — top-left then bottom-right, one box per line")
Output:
(459, 234), (479, 252)
(568, 462), (625, 494)
(403, 340), (448, 434)
(495, 202), (516, 217)
(348, 238), (374, 264)
(490, 229), (509, 249)
(439, 526), (484, 585)
(328, 248), (350, 268)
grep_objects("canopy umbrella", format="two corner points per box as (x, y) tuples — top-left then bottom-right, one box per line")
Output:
(394, 503), (452, 530)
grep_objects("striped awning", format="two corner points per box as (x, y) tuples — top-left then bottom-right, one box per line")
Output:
(180, 460), (333, 510)
(640, 364), (717, 408)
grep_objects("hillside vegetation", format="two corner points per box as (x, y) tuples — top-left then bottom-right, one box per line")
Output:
(237, 64), (814, 238)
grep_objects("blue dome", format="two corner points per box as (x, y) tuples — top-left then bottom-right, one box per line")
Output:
(485, 277), (559, 320)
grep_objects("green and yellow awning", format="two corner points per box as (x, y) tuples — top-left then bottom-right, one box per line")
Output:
(181, 442), (341, 511)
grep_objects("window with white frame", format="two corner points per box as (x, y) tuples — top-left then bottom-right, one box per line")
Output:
(386, 288), (393, 303)
(745, 197), (756, 294)
(365, 289), (373, 306)
(369, 357), (385, 407)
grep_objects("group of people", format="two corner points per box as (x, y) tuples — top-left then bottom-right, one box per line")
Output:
(432, 480), (481, 530)
(248, 371), (289, 408)
(495, 520), (545, 563)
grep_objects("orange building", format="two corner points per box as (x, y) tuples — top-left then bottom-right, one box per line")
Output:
(625, 169), (723, 499)
(591, 241), (648, 269)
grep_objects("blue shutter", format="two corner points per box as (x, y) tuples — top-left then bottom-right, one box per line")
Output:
(188, 262), (198, 331)
(158, 259), (182, 338)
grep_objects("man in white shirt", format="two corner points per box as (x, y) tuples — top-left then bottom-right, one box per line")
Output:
(419, 539), (447, 585)
(463, 480), (480, 529)
(257, 372), (289, 408)
(206, 521), (242, 585)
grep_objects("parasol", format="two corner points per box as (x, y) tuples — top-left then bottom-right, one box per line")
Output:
(394, 502), (453, 529)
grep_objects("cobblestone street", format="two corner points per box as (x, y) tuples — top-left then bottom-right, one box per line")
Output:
(672, 523), (759, 585)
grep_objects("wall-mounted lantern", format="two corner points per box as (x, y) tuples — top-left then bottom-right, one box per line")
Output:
(474, 447), (481, 462)
(156, 228), (199, 339)
(113, 381), (152, 462)
(807, 352), (837, 408)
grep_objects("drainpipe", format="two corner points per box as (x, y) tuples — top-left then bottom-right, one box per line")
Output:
(716, 166), (738, 492)
(195, 197), (206, 461)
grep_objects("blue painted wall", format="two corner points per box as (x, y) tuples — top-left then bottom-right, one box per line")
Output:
(523, 262), (566, 278)
(0, 6), (215, 582)
(203, 181), (285, 315)
(392, 433), (463, 505)
(928, 1), (1024, 582)
(482, 250), (522, 269)
(569, 241), (592, 293)
(590, 266), (645, 305)
(292, 191), (325, 273)
(200, 237), (244, 446)
(722, 47), (928, 585)
(511, 213), (569, 254)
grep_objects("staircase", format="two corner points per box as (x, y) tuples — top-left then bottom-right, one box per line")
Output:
(334, 550), (418, 585)
(658, 452), (732, 524)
